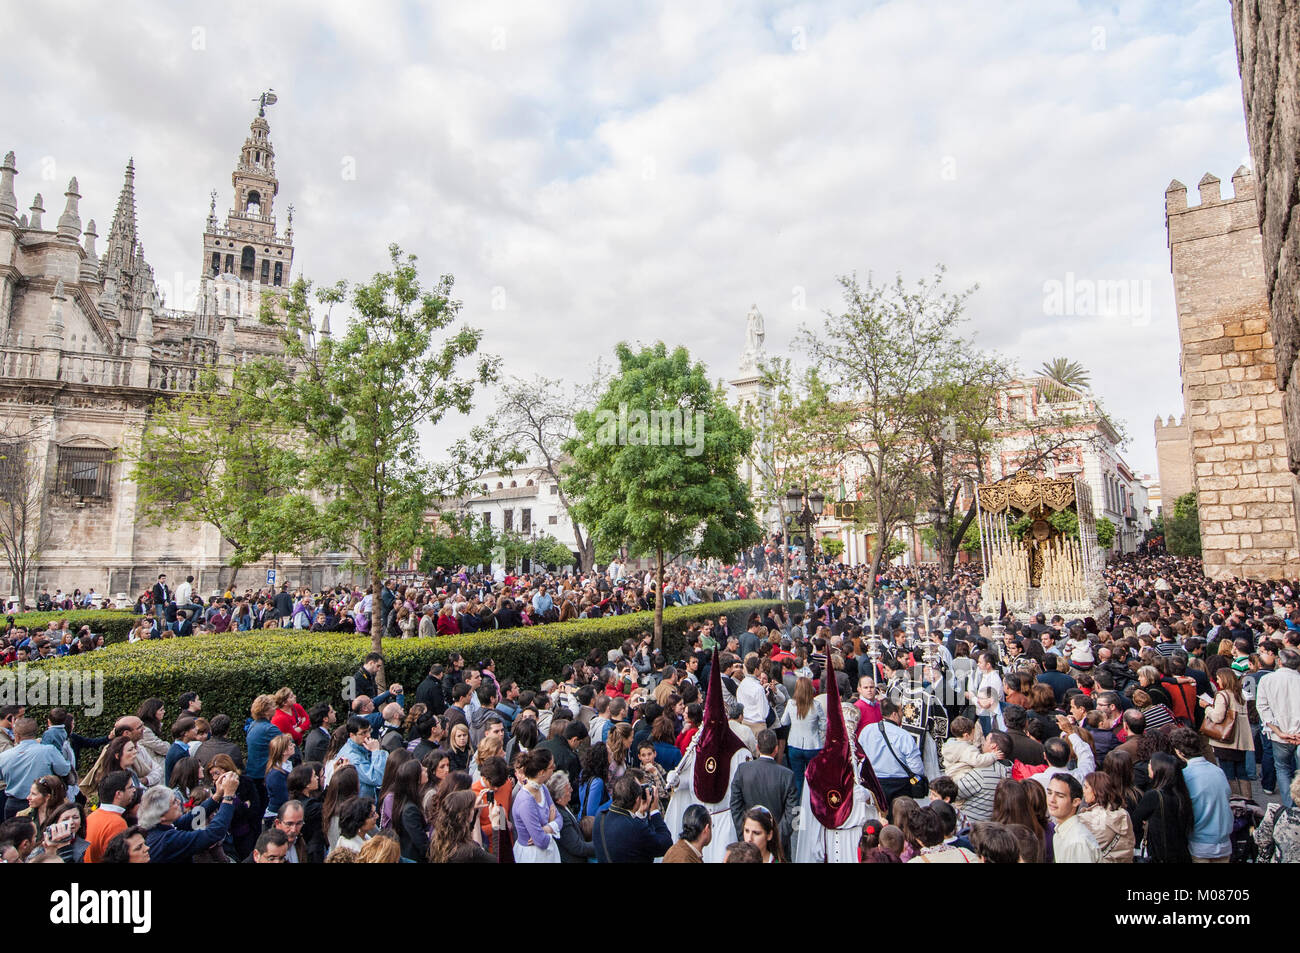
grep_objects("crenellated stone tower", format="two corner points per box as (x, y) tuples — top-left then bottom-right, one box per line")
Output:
(1153, 414), (1194, 507)
(1164, 168), (1300, 580)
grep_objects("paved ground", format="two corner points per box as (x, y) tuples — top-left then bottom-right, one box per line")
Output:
(1250, 771), (1281, 809)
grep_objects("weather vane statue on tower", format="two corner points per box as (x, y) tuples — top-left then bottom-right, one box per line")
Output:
(254, 89), (278, 117)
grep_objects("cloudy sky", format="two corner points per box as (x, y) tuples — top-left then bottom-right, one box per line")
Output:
(4, 0), (1253, 476)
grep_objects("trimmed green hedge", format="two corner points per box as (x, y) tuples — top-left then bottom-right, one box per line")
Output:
(8, 610), (141, 645)
(30, 600), (789, 751)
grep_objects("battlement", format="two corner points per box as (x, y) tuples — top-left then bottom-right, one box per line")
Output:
(1165, 166), (1256, 214)
(1165, 167), (1264, 262)
(1154, 414), (1187, 432)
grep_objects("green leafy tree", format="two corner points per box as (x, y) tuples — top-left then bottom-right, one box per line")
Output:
(417, 513), (496, 572)
(798, 268), (973, 592)
(271, 246), (514, 659)
(563, 342), (761, 647)
(527, 534), (577, 570)
(1008, 509), (1116, 550)
(1166, 492), (1202, 556)
(128, 362), (319, 591)
(1011, 509), (1078, 540)
(821, 537), (845, 560)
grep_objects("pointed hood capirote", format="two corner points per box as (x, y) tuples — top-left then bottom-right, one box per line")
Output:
(693, 648), (744, 803)
(806, 652), (885, 827)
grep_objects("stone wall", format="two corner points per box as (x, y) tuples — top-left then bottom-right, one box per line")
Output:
(1165, 169), (1300, 580)
(1154, 414), (1194, 504)
(1231, 1), (1300, 528)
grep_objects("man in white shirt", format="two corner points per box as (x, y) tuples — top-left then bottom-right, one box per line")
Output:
(1258, 648), (1300, 808)
(1048, 773), (1101, 863)
(736, 655), (770, 736)
(175, 575), (194, 610)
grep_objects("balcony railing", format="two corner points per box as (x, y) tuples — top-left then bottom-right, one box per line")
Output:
(58, 353), (132, 387)
(0, 345), (42, 380)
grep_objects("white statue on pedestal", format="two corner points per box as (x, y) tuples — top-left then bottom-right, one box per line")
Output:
(739, 304), (765, 374)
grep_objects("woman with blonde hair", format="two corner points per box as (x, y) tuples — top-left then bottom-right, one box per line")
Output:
(445, 722), (472, 773)
(357, 831), (402, 862)
(470, 736), (503, 783)
(1200, 667), (1253, 796)
(1136, 666), (1173, 708)
(606, 722), (633, 780)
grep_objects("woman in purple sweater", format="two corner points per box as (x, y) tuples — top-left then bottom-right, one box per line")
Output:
(511, 749), (561, 863)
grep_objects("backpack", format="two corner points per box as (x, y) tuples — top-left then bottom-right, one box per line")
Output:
(1161, 676), (1197, 726)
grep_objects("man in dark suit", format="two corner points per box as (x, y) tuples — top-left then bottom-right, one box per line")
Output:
(172, 609), (194, 638)
(729, 729), (799, 847)
(151, 574), (171, 623)
(415, 664), (447, 715)
(593, 774), (672, 863)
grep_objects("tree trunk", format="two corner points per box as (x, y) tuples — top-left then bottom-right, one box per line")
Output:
(370, 561), (387, 690)
(936, 517), (956, 579)
(225, 564), (241, 596)
(780, 520), (790, 602)
(654, 546), (665, 651)
(867, 528), (889, 597)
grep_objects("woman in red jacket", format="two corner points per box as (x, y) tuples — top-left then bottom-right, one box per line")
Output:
(271, 686), (310, 743)
(435, 604), (460, 636)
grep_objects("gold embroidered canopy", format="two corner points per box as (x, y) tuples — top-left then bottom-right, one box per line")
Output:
(975, 470), (1076, 515)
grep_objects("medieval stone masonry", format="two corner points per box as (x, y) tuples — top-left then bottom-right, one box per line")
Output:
(1231, 1), (1300, 524)
(0, 102), (346, 601)
(1165, 168), (1300, 580)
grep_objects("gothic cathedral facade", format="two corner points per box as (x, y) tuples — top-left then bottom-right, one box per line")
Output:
(0, 101), (347, 603)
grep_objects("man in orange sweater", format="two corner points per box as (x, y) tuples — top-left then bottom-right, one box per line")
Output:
(84, 771), (135, 862)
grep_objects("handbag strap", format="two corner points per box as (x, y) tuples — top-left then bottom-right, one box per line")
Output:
(877, 722), (915, 779)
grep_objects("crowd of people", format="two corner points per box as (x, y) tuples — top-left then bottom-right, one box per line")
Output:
(1, 550), (1298, 864)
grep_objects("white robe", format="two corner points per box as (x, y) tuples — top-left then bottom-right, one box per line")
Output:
(792, 775), (879, 864)
(661, 746), (752, 864)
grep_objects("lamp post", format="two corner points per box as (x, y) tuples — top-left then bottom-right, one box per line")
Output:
(786, 485), (825, 568)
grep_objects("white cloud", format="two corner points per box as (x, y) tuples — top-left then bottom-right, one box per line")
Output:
(0, 0), (1254, 478)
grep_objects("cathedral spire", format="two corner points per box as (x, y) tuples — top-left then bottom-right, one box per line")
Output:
(105, 158), (138, 264)
(28, 193), (44, 230)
